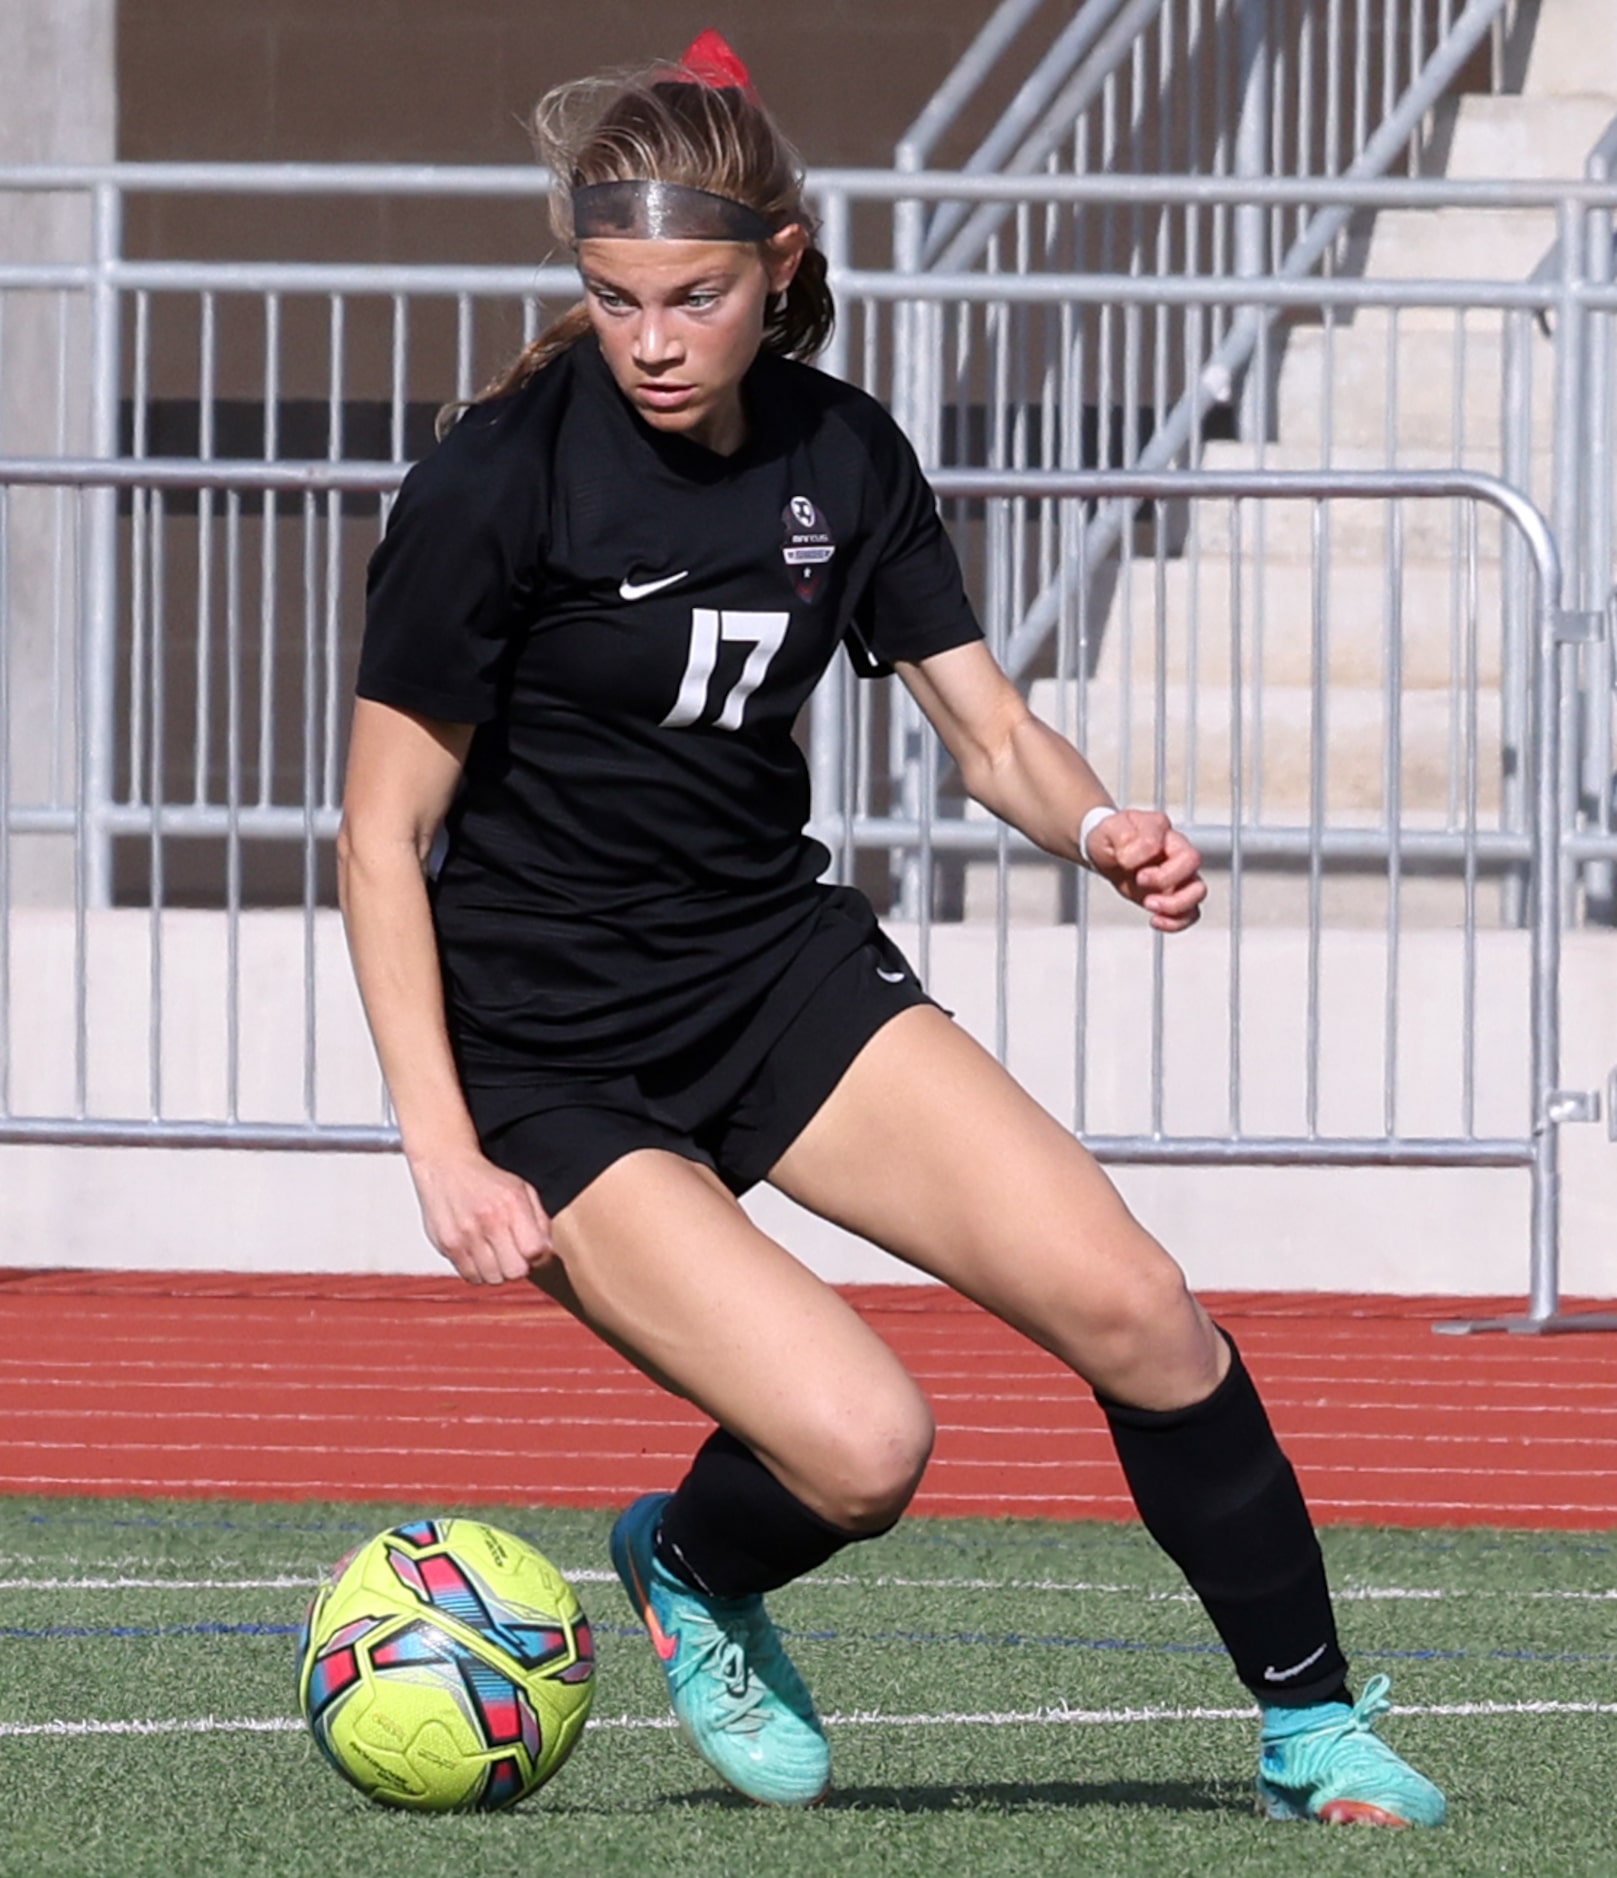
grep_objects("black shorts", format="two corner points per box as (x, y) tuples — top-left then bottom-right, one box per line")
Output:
(465, 921), (935, 1217)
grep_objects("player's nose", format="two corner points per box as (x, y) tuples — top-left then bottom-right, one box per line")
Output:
(633, 310), (680, 367)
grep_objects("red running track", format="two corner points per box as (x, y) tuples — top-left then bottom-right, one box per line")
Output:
(2, 1270), (1616, 1530)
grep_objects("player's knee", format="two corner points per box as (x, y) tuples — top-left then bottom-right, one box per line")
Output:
(1077, 1251), (1216, 1406)
(817, 1400), (934, 1534)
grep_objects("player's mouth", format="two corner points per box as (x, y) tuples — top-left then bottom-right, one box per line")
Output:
(634, 382), (699, 413)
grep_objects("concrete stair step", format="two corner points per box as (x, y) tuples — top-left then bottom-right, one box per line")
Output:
(1026, 677), (1506, 821)
(1357, 205), (1556, 283)
(1524, 8), (1617, 105)
(1433, 92), (1617, 180)
(1099, 555), (1507, 687)
(1185, 438), (1558, 518)
(1260, 318), (1556, 454)
(1189, 436), (1552, 475)
(1182, 484), (1522, 561)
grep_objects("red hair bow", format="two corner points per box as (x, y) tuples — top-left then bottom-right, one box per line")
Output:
(678, 28), (754, 92)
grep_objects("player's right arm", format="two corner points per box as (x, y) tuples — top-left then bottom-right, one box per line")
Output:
(338, 698), (551, 1284)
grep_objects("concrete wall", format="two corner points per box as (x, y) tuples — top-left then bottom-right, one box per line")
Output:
(6, 911), (1616, 1298)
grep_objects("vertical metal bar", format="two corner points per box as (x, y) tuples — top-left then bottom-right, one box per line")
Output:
(1234, 0), (1270, 439)
(456, 293), (475, 406)
(81, 181), (123, 908)
(0, 483), (10, 1116)
(1250, 437), (1268, 817)
(1324, 0), (1343, 177)
(1227, 497), (1244, 1137)
(259, 293), (282, 811)
(328, 295), (347, 460)
(1461, 500), (1480, 1137)
(1382, 495), (1404, 1139)
(52, 296), (69, 809)
(1305, 495), (1327, 1136)
(1500, 306), (1532, 926)
(1447, 314), (1468, 826)
(302, 492), (320, 1124)
(1550, 201), (1585, 928)
(1069, 338), (1093, 1130)
(1527, 535), (1569, 1323)
(390, 294), (408, 464)
(193, 291), (217, 807)
(72, 492), (89, 1118)
(224, 489), (242, 1123)
(148, 490), (167, 1118)
(127, 291), (151, 806)
(1579, 156), (1614, 918)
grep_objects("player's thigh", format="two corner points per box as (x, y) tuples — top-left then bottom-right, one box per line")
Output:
(538, 1148), (933, 1527)
(767, 1007), (1222, 1408)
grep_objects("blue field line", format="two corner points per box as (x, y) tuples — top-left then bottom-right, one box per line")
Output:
(0, 1621), (302, 1641)
(892, 1522), (1617, 1569)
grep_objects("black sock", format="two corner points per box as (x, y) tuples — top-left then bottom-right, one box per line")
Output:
(1098, 1330), (1350, 1709)
(653, 1428), (884, 1598)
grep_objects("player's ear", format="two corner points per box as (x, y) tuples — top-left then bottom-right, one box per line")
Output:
(763, 224), (808, 295)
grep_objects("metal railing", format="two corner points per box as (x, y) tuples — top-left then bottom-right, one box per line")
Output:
(889, 0), (1530, 679)
(2, 453), (1609, 1329)
(3, 158), (1617, 1327)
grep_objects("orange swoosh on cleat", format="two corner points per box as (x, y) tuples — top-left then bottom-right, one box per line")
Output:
(627, 1555), (679, 1662)
(1317, 1799), (1409, 1828)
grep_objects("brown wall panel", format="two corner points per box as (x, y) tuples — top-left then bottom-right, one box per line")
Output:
(118, 0), (992, 170)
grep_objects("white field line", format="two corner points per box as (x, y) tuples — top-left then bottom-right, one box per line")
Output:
(3, 1699), (1616, 1742)
(4, 1571), (1617, 1605)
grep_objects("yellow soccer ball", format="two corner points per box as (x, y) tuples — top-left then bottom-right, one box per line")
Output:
(297, 1518), (594, 1810)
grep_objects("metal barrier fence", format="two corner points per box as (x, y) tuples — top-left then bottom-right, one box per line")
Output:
(4, 162), (1617, 1324)
(0, 454), (1606, 1329)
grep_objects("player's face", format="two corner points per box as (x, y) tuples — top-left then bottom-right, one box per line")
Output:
(578, 230), (805, 456)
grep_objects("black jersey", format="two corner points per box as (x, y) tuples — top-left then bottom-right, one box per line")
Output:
(357, 334), (982, 1077)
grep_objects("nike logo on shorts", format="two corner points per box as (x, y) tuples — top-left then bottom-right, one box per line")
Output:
(1264, 1642), (1328, 1682)
(620, 571), (690, 601)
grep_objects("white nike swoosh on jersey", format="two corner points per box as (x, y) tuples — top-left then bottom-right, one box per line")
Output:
(876, 967), (908, 983)
(619, 571), (690, 601)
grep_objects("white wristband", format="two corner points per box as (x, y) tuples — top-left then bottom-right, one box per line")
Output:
(1078, 803), (1118, 870)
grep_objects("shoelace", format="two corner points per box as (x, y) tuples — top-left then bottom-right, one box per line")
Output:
(1270, 1673), (1397, 1781)
(682, 1626), (769, 1734)
(662, 1596), (780, 1735)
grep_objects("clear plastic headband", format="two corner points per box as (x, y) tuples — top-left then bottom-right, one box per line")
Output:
(571, 180), (776, 242)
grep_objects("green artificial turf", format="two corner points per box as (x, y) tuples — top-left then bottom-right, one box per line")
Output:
(1, 1497), (1614, 1876)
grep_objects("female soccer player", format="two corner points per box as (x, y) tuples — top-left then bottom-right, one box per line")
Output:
(338, 32), (1444, 1828)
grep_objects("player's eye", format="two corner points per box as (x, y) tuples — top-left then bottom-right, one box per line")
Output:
(589, 286), (633, 314)
(681, 289), (723, 311)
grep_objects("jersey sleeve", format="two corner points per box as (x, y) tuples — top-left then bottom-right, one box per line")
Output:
(843, 413), (984, 679)
(356, 404), (543, 725)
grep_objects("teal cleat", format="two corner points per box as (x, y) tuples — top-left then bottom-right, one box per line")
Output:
(1257, 1675), (1447, 1827)
(610, 1492), (830, 1807)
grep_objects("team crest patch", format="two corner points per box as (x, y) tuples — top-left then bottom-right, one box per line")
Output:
(781, 496), (835, 601)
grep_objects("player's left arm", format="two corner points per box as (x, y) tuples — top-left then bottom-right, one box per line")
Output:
(897, 638), (1206, 933)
